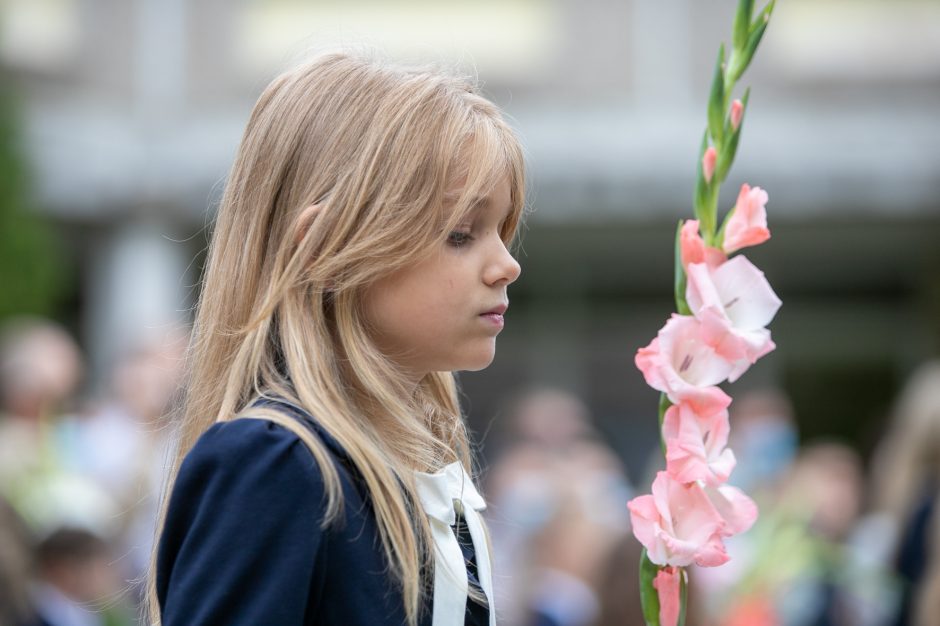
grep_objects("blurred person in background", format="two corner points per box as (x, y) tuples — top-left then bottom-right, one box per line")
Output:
(485, 388), (633, 626)
(0, 495), (36, 626)
(0, 317), (135, 625)
(775, 442), (866, 626)
(871, 361), (940, 626)
(914, 498), (940, 626)
(0, 317), (83, 501)
(692, 388), (799, 625)
(30, 528), (131, 626)
(725, 389), (800, 498)
(63, 329), (187, 585)
(698, 440), (868, 626)
(592, 528), (645, 626)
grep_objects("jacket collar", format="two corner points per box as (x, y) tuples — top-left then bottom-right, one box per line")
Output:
(249, 395), (353, 464)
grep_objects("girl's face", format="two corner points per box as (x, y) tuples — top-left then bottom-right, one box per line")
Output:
(363, 175), (521, 383)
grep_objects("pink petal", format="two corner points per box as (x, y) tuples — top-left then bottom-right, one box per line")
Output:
(697, 308), (751, 364)
(726, 331), (776, 383)
(704, 484), (759, 536)
(723, 184), (771, 254)
(628, 495), (668, 564)
(709, 256), (781, 330)
(680, 222), (726, 271)
(704, 247), (728, 269)
(680, 384), (733, 418)
(695, 534), (731, 567)
(661, 474), (725, 548)
(635, 338), (669, 392)
(654, 567), (683, 626)
(635, 316), (737, 406)
(659, 531), (704, 567)
(663, 404), (737, 485)
(633, 473), (734, 567)
(684, 256), (781, 381)
(680, 220), (706, 270)
(702, 147), (717, 184)
(659, 315), (735, 388)
(709, 448), (737, 484)
(730, 99), (744, 131)
(685, 262), (722, 314)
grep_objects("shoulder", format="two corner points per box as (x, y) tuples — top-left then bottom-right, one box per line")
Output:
(174, 418), (331, 506)
(157, 418), (334, 624)
(168, 411), (370, 531)
(165, 418), (338, 537)
(181, 418), (322, 481)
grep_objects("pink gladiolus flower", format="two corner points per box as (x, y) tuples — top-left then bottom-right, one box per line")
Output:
(663, 403), (736, 486)
(628, 471), (729, 567)
(635, 314), (734, 416)
(685, 256), (782, 382)
(704, 483), (759, 536)
(680, 220), (726, 271)
(723, 184), (770, 254)
(654, 567), (682, 626)
(730, 99), (744, 131)
(702, 147), (717, 184)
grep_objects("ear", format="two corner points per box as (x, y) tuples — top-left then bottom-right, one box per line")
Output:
(294, 204), (324, 247)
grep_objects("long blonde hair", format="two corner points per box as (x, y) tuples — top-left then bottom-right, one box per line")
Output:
(873, 361), (940, 524)
(146, 52), (526, 625)
(873, 362), (940, 626)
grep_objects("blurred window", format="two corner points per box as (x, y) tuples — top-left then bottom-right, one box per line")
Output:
(767, 0), (940, 81)
(234, 0), (561, 84)
(0, 0), (79, 72)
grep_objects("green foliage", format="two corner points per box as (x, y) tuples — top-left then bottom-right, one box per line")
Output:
(707, 45), (726, 146)
(692, 131), (712, 234)
(673, 221), (692, 316)
(0, 80), (66, 322)
(658, 392), (673, 456)
(640, 550), (662, 626)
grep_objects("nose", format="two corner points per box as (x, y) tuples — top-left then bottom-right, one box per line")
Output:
(484, 239), (521, 287)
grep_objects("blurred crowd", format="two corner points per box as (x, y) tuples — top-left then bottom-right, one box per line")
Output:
(485, 371), (940, 626)
(0, 315), (939, 626)
(0, 317), (185, 626)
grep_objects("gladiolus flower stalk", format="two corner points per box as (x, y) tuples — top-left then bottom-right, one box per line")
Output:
(629, 1), (778, 624)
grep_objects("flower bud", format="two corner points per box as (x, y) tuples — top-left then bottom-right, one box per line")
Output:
(730, 99), (744, 131)
(654, 567), (682, 626)
(702, 147), (717, 184)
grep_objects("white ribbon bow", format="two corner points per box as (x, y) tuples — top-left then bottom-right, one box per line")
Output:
(414, 461), (495, 626)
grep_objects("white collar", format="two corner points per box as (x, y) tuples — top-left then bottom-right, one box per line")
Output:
(415, 461), (495, 626)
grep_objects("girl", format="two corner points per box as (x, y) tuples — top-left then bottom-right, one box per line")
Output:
(147, 52), (524, 625)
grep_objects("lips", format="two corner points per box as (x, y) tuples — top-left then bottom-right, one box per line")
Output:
(480, 303), (507, 330)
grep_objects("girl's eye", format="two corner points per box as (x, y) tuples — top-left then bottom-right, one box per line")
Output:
(447, 231), (473, 247)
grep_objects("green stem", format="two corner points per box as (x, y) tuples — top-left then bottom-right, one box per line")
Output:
(639, 550), (662, 626)
(658, 393), (672, 457)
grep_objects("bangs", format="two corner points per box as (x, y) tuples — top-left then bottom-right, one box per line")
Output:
(443, 116), (526, 244)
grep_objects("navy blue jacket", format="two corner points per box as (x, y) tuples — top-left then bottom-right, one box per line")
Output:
(156, 400), (489, 625)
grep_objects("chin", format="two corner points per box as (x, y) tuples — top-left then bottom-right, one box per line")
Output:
(453, 349), (497, 373)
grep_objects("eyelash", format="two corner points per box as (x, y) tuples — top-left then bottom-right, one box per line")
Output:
(447, 231), (474, 247)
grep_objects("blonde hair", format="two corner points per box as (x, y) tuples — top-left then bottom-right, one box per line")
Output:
(146, 52), (525, 625)
(873, 361), (940, 524)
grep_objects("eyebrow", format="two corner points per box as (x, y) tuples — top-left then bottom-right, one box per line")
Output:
(467, 196), (489, 212)
(467, 195), (513, 222)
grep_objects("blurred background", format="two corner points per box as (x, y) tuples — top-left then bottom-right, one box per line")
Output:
(0, 0), (938, 624)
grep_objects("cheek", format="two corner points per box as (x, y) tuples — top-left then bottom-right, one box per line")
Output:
(414, 265), (465, 316)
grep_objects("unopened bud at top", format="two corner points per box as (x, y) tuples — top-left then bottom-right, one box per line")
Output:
(730, 99), (744, 131)
(702, 146), (717, 184)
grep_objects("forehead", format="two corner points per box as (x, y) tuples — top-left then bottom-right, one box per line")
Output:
(468, 176), (513, 217)
(447, 169), (513, 215)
